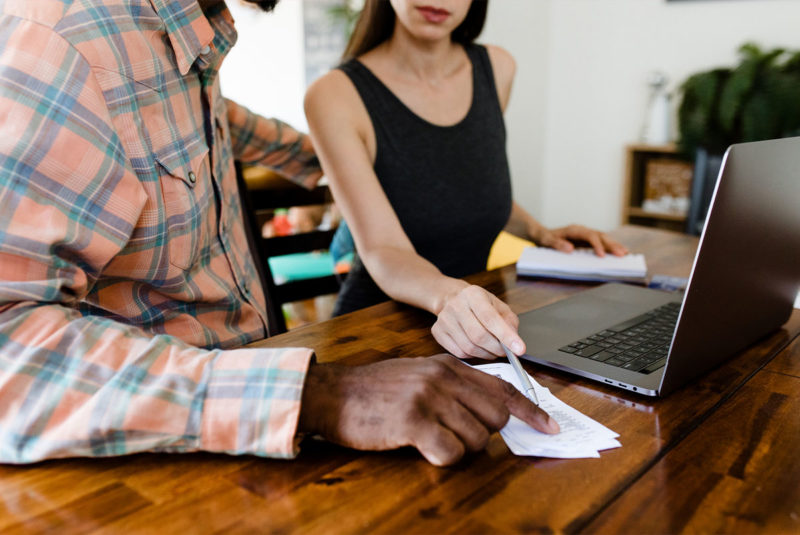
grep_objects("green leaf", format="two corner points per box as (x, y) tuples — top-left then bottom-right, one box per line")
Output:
(677, 69), (730, 156)
(677, 42), (800, 157)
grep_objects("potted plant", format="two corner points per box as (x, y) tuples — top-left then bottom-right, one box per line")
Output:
(677, 43), (800, 233)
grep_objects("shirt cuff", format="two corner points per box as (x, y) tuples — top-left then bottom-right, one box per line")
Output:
(200, 346), (314, 458)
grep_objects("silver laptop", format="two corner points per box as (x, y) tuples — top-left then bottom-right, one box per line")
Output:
(518, 137), (800, 396)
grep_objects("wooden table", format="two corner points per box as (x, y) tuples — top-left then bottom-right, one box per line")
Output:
(2, 226), (798, 534)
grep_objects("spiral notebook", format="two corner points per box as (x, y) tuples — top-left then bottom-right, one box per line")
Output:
(516, 247), (648, 284)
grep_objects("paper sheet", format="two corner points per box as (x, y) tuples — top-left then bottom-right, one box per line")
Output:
(473, 363), (621, 459)
(516, 246), (647, 283)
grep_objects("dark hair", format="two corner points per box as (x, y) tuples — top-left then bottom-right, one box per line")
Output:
(342, 0), (488, 61)
(241, 0), (279, 12)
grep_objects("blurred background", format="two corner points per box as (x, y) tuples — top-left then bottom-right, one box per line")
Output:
(221, 0), (800, 232)
(223, 0), (800, 326)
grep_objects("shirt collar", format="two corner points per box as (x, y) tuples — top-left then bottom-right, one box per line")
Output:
(149, 0), (236, 75)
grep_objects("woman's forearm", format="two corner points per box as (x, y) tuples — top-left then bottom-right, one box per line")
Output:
(360, 247), (469, 315)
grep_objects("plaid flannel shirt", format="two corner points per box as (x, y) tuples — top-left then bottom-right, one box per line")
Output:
(0, 0), (321, 463)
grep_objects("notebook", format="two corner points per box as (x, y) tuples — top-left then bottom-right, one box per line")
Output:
(517, 247), (647, 283)
(517, 136), (800, 396)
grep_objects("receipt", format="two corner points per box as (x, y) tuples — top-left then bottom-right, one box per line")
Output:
(473, 362), (621, 459)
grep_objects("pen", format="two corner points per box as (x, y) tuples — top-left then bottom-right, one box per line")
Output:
(501, 343), (540, 406)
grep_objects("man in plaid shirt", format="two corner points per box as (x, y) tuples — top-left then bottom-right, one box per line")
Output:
(0, 0), (557, 467)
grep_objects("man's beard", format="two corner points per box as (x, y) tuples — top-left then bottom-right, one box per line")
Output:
(241, 0), (279, 12)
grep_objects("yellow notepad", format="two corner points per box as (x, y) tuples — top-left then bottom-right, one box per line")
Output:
(487, 231), (535, 270)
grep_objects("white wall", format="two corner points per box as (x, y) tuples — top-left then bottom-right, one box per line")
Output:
(483, 0), (800, 231)
(480, 1), (552, 227)
(220, 0), (308, 130)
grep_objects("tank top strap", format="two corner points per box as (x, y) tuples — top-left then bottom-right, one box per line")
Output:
(337, 59), (402, 129)
(465, 44), (502, 114)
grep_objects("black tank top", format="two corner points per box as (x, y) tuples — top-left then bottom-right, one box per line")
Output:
(334, 44), (512, 315)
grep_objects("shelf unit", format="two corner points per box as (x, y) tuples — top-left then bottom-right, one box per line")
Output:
(622, 144), (694, 233)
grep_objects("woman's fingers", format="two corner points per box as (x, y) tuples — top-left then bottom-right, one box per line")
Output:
(434, 286), (524, 358)
(546, 225), (629, 257)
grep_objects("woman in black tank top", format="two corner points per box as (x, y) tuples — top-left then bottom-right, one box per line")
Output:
(305, 0), (627, 361)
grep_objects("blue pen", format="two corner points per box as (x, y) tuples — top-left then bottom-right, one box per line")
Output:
(501, 343), (540, 406)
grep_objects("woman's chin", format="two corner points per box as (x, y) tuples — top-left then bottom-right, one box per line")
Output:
(405, 26), (456, 45)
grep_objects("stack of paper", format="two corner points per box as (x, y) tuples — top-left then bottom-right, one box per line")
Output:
(516, 247), (647, 283)
(473, 363), (621, 458)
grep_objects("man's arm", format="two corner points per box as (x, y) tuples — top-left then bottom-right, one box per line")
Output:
(226, 98), (323, 189)
(0, 17), (313, 464)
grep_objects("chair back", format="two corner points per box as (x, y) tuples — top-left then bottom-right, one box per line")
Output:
(235, 162), (341, 335)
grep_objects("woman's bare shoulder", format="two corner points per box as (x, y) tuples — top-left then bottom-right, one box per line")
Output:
(483, 44), (517, 110)
(304, 65), (375, 158)
(305, 68), (362, 114)
(484, 44), (517, 76)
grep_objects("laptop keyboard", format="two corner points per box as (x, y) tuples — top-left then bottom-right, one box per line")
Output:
(558, 302), (680, 374)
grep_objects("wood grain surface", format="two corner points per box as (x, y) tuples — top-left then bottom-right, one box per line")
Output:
(1, 226), (797, 534)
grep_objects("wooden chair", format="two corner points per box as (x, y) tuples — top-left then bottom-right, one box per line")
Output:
(235, 162), (341, 335)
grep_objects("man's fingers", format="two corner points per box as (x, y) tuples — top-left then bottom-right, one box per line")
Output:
(412, 423), (466, 466)
(443, 356), (559, 434)
(431, 358), (511, 431)
(504, 387), (560, 434)
(434, 395), (493, 452)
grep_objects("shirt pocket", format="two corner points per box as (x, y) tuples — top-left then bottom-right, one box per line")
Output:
(94, 66), (213, 272)
(131, 89), (211, 270)
(153, 135), (211, 271)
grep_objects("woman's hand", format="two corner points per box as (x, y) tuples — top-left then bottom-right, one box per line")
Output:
(432, 285), (524, 360)
(535, 224), (628, 257)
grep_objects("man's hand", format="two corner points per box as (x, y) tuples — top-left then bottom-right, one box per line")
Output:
(298, 354), (559, 466)
(536, 224), (628, 257)
(432, 284), (524, 360)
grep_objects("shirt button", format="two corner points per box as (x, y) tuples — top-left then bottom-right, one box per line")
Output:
(188, 171), (197, 183)
(242, 282), (249, 295)
(200, 45), (211, 56)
